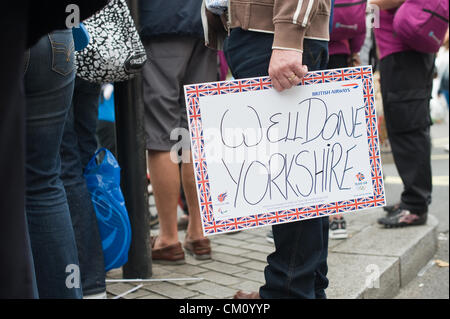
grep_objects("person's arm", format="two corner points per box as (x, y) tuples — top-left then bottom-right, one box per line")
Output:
(202, 1), (228, 50)
(443, 28), (449, 50)
(269, 0), (320, 92)
(269, 50), (308, 92)
(348, 34), (365, 67)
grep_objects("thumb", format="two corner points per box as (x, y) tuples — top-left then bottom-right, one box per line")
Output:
(302, 65), (308, 74)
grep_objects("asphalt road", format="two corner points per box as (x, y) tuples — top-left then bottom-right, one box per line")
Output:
(380, 120), (449, 299)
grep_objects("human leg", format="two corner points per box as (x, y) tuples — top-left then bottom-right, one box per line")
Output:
(147, 151), (182, 248)
(224, 28), (329, 298)
(179, 38), (217, 258)
(143, 37), (215, 261)
(60, 77), (106, 297)
(326, 54), (350, 238)
(24, 30), (81, 298)
(378, 51), (434, 227)
(181, 158), (212, 260)
(0, 2), (37, 299)
(182, 159), (204, 241)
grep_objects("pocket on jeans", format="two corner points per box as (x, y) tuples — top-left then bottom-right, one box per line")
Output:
(48, 31), (75, 76)
(384, 88), (432, 133)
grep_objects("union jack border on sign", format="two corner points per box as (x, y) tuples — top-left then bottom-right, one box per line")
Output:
(184, 66), (385, 235)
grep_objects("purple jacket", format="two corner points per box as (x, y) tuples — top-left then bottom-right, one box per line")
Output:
(329, 33), (365, 56)
(374, 8), (411, 60)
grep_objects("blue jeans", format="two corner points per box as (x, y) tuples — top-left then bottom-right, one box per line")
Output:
(61, 78), (106, 296)
(24, 30), (82, 299)
(224, 28), (330, 299)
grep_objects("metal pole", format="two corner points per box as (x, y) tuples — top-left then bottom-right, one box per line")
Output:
(114, 0), (152, 279)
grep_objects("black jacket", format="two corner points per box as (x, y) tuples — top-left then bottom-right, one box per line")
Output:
(138, 0), (204, 40)
(27, 0), (109, 48)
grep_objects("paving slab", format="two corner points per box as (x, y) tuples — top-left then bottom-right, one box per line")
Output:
(326, 253), (400, 299)
(187, 281), (237, 299)
(143, 282), (198, 299)
(106, 210), (438, 299)
(332, 214), (438, 289)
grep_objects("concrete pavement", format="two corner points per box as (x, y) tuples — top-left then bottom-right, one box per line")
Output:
(105, 209), (438, 299)
(105, 122), (448, 300)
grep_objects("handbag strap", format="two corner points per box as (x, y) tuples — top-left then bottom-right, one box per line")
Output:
(86, 147), (110, 171)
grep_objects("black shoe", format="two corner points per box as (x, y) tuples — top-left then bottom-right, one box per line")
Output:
(377, 209), (427, 228)
(329, 217), (348, 239)
(383, 203), (402, 214)
(266, 230), (274, 244)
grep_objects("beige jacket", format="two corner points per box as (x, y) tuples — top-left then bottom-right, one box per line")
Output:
(203, 0), (332, 52)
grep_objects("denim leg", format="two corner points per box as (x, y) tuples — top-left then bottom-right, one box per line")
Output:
(0, 4), (40, 299)
(60, 78), (106, 296)
(71, 78), (101, 167)
(224, 28), (330, 299)
(25, 30), (82, 299)
(262, 218), (328, 298)
(315, 217), (329, 299)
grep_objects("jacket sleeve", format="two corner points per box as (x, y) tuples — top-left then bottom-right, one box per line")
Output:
(202, 0), (228, 50)
(349, 33), (366, 54)
(272, 0), (320, 52)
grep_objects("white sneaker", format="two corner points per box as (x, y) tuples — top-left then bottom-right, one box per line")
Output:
(266, 230), (274, 244)
(329, 217), (348, 240)
(83, 291), (107, 299)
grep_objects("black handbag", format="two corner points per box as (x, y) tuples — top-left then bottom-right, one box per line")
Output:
(75, 0), (147, 83)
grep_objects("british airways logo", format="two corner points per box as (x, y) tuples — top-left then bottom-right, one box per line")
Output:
(311, 83), (358, 97)
(341, 83), (359, 89)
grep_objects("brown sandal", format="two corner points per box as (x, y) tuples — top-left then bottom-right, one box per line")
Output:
(183, 237), (212, 260)
(150, 236), (185, 265)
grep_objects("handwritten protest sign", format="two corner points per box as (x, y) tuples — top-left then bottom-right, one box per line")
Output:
(184, 66), (385, 236)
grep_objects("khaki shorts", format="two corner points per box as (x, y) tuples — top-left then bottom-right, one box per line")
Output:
(142, 36), (217, 151)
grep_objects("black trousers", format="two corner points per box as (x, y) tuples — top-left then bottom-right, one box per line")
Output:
(379, 51), (435, 214)
(0, 3), (37, 298)
(224, 28), (330, 299)
(327, 54), (348, 69)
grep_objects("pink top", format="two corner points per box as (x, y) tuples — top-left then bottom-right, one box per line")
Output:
(374, 9), (411, 60)
(329, 32), (366, 56)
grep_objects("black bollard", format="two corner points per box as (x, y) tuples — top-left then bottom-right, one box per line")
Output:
(114, 0), (152, 279)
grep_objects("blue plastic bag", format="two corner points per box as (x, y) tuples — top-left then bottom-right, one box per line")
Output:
(84, 148), (131, 272)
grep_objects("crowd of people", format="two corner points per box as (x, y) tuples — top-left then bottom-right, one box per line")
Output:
(0, 0), (448, 299)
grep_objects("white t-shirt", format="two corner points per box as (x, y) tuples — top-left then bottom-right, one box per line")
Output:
(205, 0), (228, 15)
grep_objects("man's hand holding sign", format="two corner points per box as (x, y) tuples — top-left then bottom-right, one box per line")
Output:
(269, 49), (308, 92)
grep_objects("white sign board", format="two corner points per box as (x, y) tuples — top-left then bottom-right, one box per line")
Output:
(184, 67), (385, 235)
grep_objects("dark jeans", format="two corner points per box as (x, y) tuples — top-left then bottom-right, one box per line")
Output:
(379, 51), (434, 214)
(0, 3), (38, 299)
(24, 30), (82, 299)
(97, 120), (117, 157)
(61, 78), (106, 296)
(224, 28), (330, 299)
(328, 54), (348, 69)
